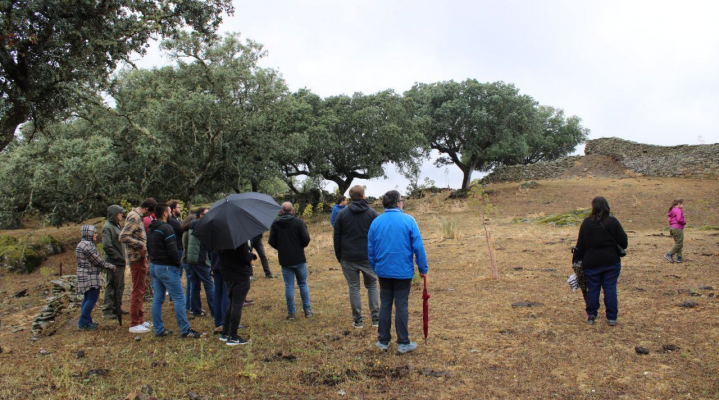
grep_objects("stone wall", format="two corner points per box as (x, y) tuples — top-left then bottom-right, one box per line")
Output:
(585, 137), (719, 179)
(483, 137), (719, 183)
(481, 156), (582, 183)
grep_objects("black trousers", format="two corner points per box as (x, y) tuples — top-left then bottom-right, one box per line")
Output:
(377, 278), (412, 345)
(251, 234), (271, 276)
(222, 272), (251, 337)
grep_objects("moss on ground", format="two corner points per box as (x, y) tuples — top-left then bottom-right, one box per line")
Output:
(0, 245), (43, 273)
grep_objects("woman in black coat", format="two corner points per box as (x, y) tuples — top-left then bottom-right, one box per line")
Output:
(573, 197), (628, 326)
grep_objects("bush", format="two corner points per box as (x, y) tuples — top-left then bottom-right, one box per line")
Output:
(0, 235), (19, 246)
(302, 204), (314, 219)
(0, 245), (43, 273)
(441, 218), (460, 240)
(39, 235), (64, 255)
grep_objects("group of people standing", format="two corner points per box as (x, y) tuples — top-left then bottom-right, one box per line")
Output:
(74, 185), (430, 353)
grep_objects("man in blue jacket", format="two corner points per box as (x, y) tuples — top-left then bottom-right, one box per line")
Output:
(368, 190), (428, 354)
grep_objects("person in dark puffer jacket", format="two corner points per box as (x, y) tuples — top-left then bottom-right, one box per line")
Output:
(219, 241), (257, 346)
(573, 196), (628, 326)
(147, 203), (203, 339)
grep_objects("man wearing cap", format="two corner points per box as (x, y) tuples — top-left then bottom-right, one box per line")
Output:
(368, 190), (428, 354)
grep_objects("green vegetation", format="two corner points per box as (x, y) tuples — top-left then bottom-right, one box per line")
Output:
(698, 225), (719, 231)
(513, 208), (591, 226)
(0, 245), (42, 273)
(441, 217), (460, 240)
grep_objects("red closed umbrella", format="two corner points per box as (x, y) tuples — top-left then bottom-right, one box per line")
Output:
(422, 274), (430, 344)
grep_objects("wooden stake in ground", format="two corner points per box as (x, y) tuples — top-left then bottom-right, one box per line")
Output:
(480, 208), (499, 280)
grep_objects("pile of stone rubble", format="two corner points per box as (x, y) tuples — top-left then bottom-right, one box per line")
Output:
(31, 275), (82, 336)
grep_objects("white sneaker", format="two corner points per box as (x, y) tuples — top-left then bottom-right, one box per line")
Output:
(142, 321), (153, 328)
(129, 325), (151, 334)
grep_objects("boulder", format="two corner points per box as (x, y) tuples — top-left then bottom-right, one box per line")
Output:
(0, 245), (42, 273)
(39, 235), (64, 256)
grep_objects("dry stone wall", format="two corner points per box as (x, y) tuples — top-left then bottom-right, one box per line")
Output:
(585, 138), (719, 179)
(483, 138), (719, 183)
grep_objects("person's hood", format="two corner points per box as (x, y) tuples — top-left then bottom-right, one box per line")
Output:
(189, 219), (200, 230)
(148, 219), (166, 231)
(81, 225), (96, 241)
(348, 199), (370, 214)
(106, 205), (125, 225)
(275, 213), (296, 227)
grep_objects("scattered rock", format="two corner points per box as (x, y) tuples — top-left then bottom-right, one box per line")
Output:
(689, 292), (702, 297)
(541, 268), (557, 272)
(419, 368), (451, 377)
(518, 181), (540, 190)
(134, 336), (141, 342)
(342, 330), (351, 336)
(699, 286), (715, 290)
(513, 267), (524, 271)
(14, 289), (28, 298)
(662, 344), (679, 352)
(511, 301), (544, 308)
(679, 300), (698, 308)
(635, 347), (650, 355)
(76, 350), (85, 359)
(39, 349), (49, 355)
(499, 329), (514, 335)
(85, 368), (110, 378)
(666, 275), (682, 279)
(187, 392), (201, 400)
(150, 361), (167, 368)
(11, 327), (23, 333)
(708, 293), (715, 298)
(634, 287), (646, 291)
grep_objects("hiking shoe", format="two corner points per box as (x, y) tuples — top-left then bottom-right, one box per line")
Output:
(586, 315), (596, 325)
(181, 329), (204, 339)
(675, 257), (684, 263)
(353, 318), (364, 329)
(607, 320), (617, 327)
(286, 314), (295, 321)
(397, 342), (418, 354)
(304, 309), (315, 318)
(129, 325), (151, 334)
(79, 324), (98, 331)
(265, 274), (275, 279)
(219, 333), (229, 342)
(375, 341), (389, 351)
(155, 329), (173, 337)
(226, 335), (250, 346)
(371, 318), (379, 327)
(664, 253), (674, 263)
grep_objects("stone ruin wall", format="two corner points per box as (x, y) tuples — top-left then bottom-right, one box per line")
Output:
(584, 137), (719, 179)
(483, 137), (719, 183)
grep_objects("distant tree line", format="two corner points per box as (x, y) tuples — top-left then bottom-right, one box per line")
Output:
(0, 25), (588, 227)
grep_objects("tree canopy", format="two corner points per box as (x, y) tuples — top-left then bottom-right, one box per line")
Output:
(405, 79), (589, 189)
(0, 0), (234, 153)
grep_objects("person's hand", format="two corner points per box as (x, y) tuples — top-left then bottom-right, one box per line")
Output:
(110, 265), (116, 272)
(420, 273), (426, 278)
(251, 252), (258, 261)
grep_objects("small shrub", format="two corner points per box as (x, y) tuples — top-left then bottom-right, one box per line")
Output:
(0, 235), (18, 246)
(302, 204), (314, 219)
(315, 202), (325, 215)
(441, 218), (460, 240)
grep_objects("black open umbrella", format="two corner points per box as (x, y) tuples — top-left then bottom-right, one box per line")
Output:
(193, 193), (281, 252)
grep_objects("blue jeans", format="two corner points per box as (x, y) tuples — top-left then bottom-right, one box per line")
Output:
(183, 263), (201, 314)
(78, 287), (100, 327)
(213, 269), (230, 328)
(190, 264), (215, 316)
(281, 263), (311, 315)
(377, 278), (412, 345)
(150, 263), (190, 335)
(584, 262), (621, 320)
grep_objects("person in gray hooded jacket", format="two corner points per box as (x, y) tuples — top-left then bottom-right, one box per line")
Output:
(102, 205), (127, 319)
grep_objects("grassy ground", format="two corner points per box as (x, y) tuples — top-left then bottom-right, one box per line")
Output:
(0, 177), (718, 399)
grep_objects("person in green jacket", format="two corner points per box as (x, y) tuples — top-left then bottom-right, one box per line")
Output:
(102, 205), (127, 319)
(183, 208), (215, 316)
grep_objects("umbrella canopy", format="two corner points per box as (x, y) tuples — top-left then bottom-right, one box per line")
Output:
(193, 192), (281, 252)
(422, 274), (430, 343)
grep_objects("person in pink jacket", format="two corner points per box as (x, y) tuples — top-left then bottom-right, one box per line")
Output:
(664, 199), (686, 263)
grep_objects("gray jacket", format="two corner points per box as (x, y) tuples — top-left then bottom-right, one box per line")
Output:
(102, 205), (126, 267)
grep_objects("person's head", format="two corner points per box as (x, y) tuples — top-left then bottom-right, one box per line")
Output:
(382, 190), (404, 209)
(81, 225), (97, 242)
(181, 214), (197, 231)
(669, 198), (685, 212)
(336, 195), (347, 206)
(195, 207), (209, 219)
(168, 200), (182, 217)
(349, 185), (366, 202)
(591, 196), (611, 224)
(154, 203), (171, 221)
(281, 202), (294, 215)
(139, 198), (157, 216)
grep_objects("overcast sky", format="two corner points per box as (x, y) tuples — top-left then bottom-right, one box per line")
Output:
(136, 0), (719, 196)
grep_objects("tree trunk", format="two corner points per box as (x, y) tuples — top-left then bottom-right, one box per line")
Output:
(461, 166), (474, 190)
(251, 180), (259, 192)
(0, 103), (30, 152)
(333, 178), (353, 196)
